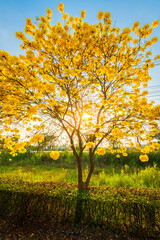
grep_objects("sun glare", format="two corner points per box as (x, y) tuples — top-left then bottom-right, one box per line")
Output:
(82, 113), (91, 120)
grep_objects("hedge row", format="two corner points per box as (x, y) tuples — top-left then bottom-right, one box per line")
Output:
(0, 180), (159, 238)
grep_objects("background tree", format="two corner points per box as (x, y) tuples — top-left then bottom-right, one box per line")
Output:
(0, 3), (160, 190)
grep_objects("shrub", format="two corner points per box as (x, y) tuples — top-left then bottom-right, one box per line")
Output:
(0, 180), (159, 238)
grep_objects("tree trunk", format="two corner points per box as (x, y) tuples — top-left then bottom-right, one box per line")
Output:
(84, 152), (94, 189)
(77, 157), (84, 190)
(74, 154), (94, 226)
(77, 151), (95, 190)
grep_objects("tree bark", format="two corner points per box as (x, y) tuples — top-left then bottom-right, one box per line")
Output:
(85, 149), (94, 189)
(74, 153), (94, 226)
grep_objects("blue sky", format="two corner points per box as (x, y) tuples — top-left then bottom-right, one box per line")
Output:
(0, 0), (160, 103)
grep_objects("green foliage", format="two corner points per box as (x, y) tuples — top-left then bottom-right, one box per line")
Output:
(0, 180), (159, 238)
(92, 149), (160, 168)
(138, 164), (160, 188)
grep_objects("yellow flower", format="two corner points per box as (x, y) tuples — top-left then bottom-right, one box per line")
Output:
(149, 63), (155, 68)
(145, 51), (152, 57)
(152, 20), (159, 28)
(123, 153), (128, 157)
(94, 124), (101, 128)
(139, 154), (149, 162)
(34, 92), (43, 99)
(95, 132), (102, 138)
(143, 83), (148, 88)
(149, 146), (154, 152)
(116, 154), (120, 158)
(50, 151), (60, 160)
(26, 18), (32, 26)
(69, 16), (74, 23)
(74, 16), (79, 23)
(97, 148), (106, 156)
(27, 106), (38, 115)
(14, 142), (26, 151)
(4, 119), (12, 125)
(2, 104), (13, 114)
(104, 12), (111, 19)
(62, 13), (69, 21)
(58, 3), (64, 8)
(123, 27), (131, 35)
(58, 3), (64, 13)
(142, 90), (148, 96)
(46, 8), (52, 17)
(64, 25), (69, 31)
(140, 98), (147, 106)
(86, 142), (94, 148)
(30, 134), (44, 143)
(5, 127), (11, 132)
(132, 21), (140, 30)
(97, 11), (104, 20)
(81, 10), (86, 19)
(151, 37), (158, 44)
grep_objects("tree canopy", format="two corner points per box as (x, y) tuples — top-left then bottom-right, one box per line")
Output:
(0, 3), (160, 189)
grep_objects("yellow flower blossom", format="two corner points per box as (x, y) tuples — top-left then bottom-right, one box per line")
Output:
(151, 36), (158, 44)
(97, 11), (104, 20)
(104, 12), (111, 19)
(132, 21), (140, 31)
(26, 18), (32, 26)
(86, 142), (94, 148)
(152, 20), (159, 28)
(74, 16), (79, 23)
(30, 134), (44, 143)
(2, 105), (13, 114)
(50, 151), (60, 160)
(46, 8), (52, 17)
(123, 153), (128, 157)
(27, 106), (38, 115)
(142, 90), (148, 96)
(64, 25), (69, 31)
(58, 3), (64, 13)
(95, 132), (102, 138)
(97, 148), (106, 156)
(62, 13), (69, 21)
(34, 92), (43, 99)
(139, 154), (149, 162)
(81, 10), (86, 19)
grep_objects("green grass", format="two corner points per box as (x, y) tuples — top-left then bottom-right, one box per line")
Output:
(0, 161), (159, 188)
(0, 150), (159, 188)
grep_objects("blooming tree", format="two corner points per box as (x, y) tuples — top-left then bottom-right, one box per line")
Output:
(0, 3), (160, 189)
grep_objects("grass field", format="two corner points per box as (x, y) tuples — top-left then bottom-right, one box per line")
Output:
(0, 150), (159, 189)
(0, 159), (159, 188)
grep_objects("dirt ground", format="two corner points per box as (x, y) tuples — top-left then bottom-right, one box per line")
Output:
(0, 215), (158, 240)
